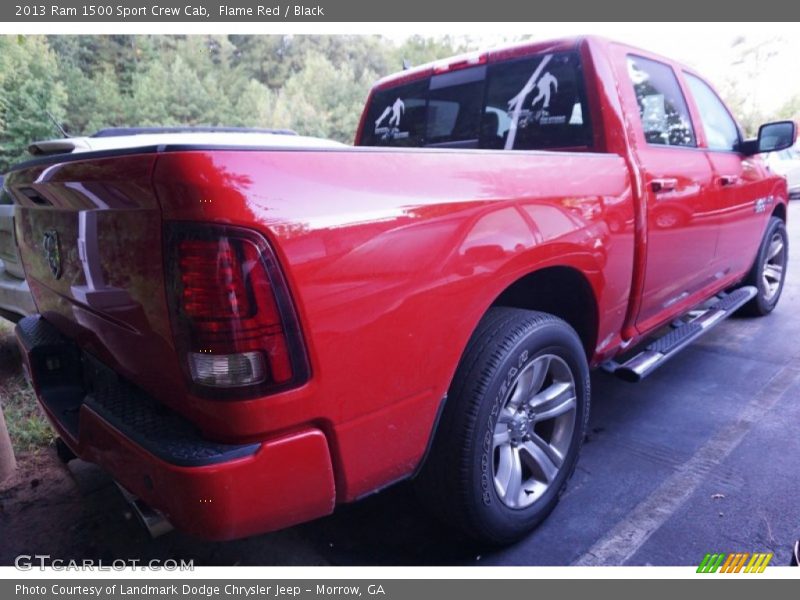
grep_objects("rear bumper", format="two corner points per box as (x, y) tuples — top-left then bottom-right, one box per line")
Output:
(15, 315), (336, 540)
(0, 262), (35, 320)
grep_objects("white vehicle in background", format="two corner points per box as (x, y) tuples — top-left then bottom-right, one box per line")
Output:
(0, 176), (36, 322)
(766, 144), (800, 198)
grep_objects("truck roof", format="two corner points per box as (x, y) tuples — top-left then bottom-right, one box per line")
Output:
(372, 36), (585, 91)
(372, 35), (694, 91)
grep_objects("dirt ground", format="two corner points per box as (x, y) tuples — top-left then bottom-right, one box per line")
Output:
(0, 319), (104, 563)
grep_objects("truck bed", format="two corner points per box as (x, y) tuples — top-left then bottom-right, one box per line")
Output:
(6, 142), (633, 502)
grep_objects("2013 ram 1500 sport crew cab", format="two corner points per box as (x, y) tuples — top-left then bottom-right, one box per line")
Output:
(4, 37), (796, 543)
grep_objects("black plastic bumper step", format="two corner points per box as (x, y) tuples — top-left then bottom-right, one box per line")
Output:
(604, 286), (757, 383)
(15, 316), (85, 437)
(15, 315), (260, 466)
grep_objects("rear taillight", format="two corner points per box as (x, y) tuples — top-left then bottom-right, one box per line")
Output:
(165, 223), (309, 399)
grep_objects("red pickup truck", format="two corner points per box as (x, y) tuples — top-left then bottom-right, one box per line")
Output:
(4, 36), (795, 544)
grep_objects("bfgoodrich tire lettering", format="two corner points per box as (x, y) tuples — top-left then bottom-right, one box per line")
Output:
(415, 308), (590, 544)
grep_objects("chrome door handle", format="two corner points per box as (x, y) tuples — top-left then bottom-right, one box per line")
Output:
(651, 178), (678, 193)
(718, 175), (739, 186)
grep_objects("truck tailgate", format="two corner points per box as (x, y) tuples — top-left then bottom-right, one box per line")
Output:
(5, 154), (187, 416)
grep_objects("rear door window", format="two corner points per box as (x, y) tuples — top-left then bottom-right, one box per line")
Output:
(627, 55), (696, 147)
(360, 51), (593, 151)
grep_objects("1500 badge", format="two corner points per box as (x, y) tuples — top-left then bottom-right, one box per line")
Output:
(754, 196), (774, 214)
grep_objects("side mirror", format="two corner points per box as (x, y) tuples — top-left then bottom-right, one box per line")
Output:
(739, 121), (797, 155)
(757, 121), (796, 153)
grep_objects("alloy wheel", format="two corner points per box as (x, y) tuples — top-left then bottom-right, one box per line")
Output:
(492, 354), (577, 509)
(762, 231), (786, 302)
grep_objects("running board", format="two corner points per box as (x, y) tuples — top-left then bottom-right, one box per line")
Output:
(603, 286), (757, 383)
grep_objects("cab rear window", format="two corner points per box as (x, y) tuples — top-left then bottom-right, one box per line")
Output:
(359, 51), (593, 151)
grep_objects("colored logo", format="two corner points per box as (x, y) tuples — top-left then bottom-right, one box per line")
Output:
(697, 552), (773, 573)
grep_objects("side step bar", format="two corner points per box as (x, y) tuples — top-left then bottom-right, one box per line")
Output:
(604, 286), (757, 383)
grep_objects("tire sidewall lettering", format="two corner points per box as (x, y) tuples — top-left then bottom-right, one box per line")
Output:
(480, 347), (535, 506)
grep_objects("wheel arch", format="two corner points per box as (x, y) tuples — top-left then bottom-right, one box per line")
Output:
(414, 265), (599, 477)
(489, 266), (599, 359)
(772, 201), (787, 222)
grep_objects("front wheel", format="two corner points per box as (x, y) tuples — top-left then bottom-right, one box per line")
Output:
(415, 308), (590, 545)
(740, 216), (788, 316)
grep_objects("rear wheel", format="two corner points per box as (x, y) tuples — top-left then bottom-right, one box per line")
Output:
(740, 216), (788, 316)
(415, 308), (590, 544)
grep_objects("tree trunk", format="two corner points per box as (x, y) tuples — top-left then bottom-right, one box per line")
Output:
(0, 402), (16, 483)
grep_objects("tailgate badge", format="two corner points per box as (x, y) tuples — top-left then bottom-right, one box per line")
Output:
(42, 229), (63, 280)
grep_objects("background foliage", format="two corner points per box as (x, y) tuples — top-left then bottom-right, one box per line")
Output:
(0, 34), (798, 172)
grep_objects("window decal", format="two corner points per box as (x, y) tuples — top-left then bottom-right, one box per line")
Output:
(374, 98), (408, 140)
(504, 54), (554, 149)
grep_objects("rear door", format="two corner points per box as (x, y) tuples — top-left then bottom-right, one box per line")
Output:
(683, 71), (771, 278)
(617, 52), (720, 332)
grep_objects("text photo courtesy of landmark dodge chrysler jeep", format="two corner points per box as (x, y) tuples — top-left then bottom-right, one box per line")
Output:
(3, 36), (795, 544)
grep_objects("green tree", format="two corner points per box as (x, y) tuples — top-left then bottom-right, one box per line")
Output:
(273, 51), (375, 142)
(230, 80), (277, 128)
(0, 36), (67, 171)
(229, 35), (296, 89)
(58, 63), (96, 134)
(83, 67), (127, 133)
(48, 35), (151, 93)
(127, 59), (172, 125)
(389, 35), (469, 70)
(129, 55), (218, 126)
(778, 94), (800, 122)
(0, 34), (467, 168)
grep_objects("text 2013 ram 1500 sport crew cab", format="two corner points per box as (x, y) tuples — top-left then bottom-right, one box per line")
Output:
(4, 36), (796, 543)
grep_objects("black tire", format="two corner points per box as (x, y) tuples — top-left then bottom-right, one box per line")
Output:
(739, 217), (788, 316)
(415, 308), (590, 545)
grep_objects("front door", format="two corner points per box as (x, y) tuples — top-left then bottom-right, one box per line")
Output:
(683, 72), (772, 280)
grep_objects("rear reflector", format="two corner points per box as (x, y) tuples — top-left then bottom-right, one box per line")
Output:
(188, 351), (266, 388)
(165, 223), (309, 399)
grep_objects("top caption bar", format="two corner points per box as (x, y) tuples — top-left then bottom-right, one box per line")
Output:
(0, 0), (796, 21)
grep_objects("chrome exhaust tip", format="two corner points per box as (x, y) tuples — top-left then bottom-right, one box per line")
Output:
(115, 483), (174, 538)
